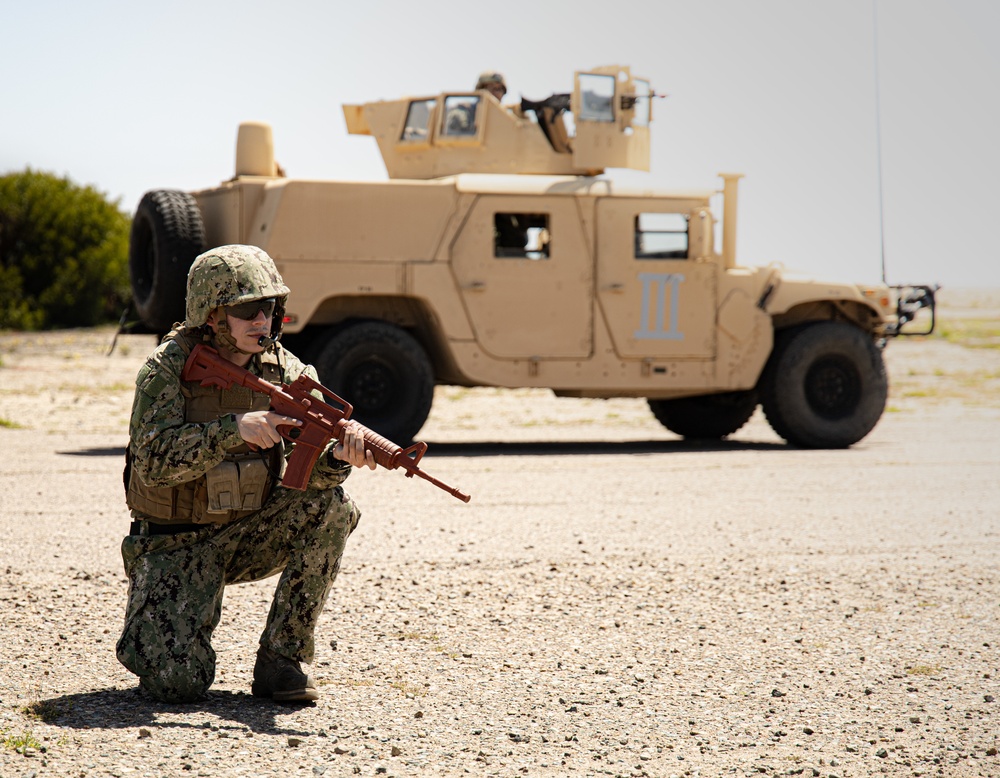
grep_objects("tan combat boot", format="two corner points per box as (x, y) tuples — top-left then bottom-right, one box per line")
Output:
(251, 645), (319, 702)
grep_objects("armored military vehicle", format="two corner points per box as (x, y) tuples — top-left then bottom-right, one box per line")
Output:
(128, 65), (935, 447)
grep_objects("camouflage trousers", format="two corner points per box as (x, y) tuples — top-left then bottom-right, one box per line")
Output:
(116, 485), (360, 703)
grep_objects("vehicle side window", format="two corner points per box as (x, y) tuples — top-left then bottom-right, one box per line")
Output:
(635, 213), (688, 259)
(494, 213), (550, 259)
(442, 95), (481, 137)
(401, 99), (436, 141)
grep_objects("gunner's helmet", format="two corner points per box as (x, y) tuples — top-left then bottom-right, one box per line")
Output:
(475, 71), (507, 96)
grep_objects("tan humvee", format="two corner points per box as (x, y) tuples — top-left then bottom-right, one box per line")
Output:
(128, 65), (935, 447)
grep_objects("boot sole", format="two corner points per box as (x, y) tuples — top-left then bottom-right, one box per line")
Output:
(251, 682), (319, 702)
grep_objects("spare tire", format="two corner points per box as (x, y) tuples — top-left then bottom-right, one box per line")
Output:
(129, 190), (205, 331)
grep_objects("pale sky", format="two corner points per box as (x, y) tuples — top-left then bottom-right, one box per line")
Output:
(4, 0), (997, 289)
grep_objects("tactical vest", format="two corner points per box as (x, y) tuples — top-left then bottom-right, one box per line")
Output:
(125, 330), (286, 525)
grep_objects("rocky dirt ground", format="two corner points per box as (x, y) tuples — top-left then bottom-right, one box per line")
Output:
(0, 288), (998, 778)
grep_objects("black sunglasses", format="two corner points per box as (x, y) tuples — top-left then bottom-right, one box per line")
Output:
(227, 298), (277, 321)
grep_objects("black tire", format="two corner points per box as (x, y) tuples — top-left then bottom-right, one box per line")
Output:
(129, 190), (206, 331)
(759, 322), (887, 448)
(648, 390), (758, 440)
(313, 321), (434, 443)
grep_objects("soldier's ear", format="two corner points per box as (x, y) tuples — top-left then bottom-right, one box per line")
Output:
(205, 308), (222, 332)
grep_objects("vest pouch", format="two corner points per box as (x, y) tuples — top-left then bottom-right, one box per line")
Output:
(126, 463), (179, 520)
(236, 456), (270, 512)
(205, 461), (241, 515)
(205, 454), (272, 515)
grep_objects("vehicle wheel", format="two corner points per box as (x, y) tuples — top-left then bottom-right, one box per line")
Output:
(759, 322), (887, 448)
(313, 321), (434, 443)
(129, 190), (206, 332)
(647, 391), (758, 440)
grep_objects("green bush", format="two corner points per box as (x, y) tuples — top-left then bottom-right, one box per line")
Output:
(0, 169), (131, 330)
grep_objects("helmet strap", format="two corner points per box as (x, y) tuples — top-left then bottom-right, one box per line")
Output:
(215, 319), (245, 354)
(210, 311), (256, 357)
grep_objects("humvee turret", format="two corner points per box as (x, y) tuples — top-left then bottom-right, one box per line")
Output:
(128, 65), (935, 447)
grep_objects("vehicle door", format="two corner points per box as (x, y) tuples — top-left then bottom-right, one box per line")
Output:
(451, 194), (592, 359)
(596, 197), (717, 360)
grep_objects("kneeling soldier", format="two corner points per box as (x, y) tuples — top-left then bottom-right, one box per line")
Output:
(117, 244), (375, 703)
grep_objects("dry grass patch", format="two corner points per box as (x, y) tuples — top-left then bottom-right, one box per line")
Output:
(933, 317), (1000, 349)
(2, 729), (43, 752)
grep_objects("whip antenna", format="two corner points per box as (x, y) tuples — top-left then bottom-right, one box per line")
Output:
(873, 0), (888, 284)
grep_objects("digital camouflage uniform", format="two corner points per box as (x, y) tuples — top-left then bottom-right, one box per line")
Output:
(116, 245), (361, 704)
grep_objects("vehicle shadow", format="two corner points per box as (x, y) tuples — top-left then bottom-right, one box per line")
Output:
(421, 439), (790, 457)
(25, 687), (319, 736)
(55, 440), (793, 460)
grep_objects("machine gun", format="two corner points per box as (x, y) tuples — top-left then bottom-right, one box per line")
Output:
(519, 93), (573, 153)
(181, 344), (471, 503)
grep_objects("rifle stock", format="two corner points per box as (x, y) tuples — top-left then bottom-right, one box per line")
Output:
(181, 343), (471, 502)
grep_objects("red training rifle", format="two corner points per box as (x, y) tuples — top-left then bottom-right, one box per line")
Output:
(181, 343), (471, 503)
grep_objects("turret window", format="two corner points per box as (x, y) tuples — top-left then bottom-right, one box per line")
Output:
(401, 99), (436, 142)
(442, 95), (481, 137)
(577, 73), (615, 123)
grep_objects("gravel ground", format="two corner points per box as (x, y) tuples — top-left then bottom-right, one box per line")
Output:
(0, 290), (998, 778)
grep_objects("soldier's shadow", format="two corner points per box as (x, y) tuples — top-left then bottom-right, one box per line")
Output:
(26, 687), (318, 737)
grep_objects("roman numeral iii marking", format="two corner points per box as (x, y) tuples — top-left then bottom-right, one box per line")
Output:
(634, 273), (685, 340)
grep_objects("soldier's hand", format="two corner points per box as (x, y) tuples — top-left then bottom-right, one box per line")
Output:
(335, 421), (377, 470)
(236, 411), (301, 448)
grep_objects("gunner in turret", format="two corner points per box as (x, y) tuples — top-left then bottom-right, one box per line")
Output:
(475, 71), (507, 102)
(445, 71), (509, 135)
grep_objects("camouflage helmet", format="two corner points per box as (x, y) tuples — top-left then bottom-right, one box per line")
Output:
(475, 71), (507, 96)
(185, 244), (290, 327)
